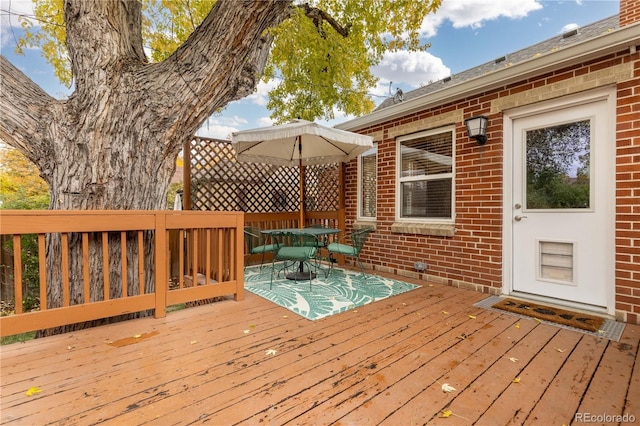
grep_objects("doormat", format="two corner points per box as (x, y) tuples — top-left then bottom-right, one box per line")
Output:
(492, 297), (605, 333)
(244, 265), (419, 321)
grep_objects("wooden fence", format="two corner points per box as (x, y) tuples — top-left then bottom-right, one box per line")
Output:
(0, 210), (244, 337)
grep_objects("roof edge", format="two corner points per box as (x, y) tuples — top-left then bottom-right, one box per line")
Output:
(336, 22), (640, 132)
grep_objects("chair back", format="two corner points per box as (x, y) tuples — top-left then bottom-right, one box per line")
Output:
(350, 227), (374, 254)
(244, 226), (263, 251)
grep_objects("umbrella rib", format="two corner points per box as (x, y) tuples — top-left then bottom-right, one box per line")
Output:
(319, 136), (350, 155)
(239, 141), (264, 154)
(289, 136), (298, 161)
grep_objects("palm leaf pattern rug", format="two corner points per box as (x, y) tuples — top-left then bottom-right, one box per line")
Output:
(244, 265), (420, 320)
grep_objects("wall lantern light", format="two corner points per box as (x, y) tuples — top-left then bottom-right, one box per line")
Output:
(464, 116), (489, 145)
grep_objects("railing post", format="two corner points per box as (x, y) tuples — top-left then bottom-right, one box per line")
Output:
(154, 211), (168, 318)
(235, 212), (245, 301)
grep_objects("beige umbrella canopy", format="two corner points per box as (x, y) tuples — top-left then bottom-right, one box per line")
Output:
(231, 119), (374, 225)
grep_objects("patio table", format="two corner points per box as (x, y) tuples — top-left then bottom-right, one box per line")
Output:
(261, 227), (341, 280)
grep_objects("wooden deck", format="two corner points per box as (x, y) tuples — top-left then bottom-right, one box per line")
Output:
(2, 272), (639, 425)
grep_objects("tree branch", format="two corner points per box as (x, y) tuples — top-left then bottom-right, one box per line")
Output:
(0, 55), (56, 169)
(145, 0), (292, 138)
(299, 3), (351, 38)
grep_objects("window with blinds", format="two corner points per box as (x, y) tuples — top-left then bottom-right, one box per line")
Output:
(358, 146), (377, 219)
(397, 128), (454, 221)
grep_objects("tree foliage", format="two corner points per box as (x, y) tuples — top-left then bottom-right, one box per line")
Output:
(0, 145), (49, 209)
(0, 146), (49, 315)
(16, 0), (69, 85)
(17, 0), (441, 123)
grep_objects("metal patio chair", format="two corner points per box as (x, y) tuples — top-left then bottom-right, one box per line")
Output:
(244, 226), (280, 272)
(270, 232), (326, 291)
(327, 227), (374, 277)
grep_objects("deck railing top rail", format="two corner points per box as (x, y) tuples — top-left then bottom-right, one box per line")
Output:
(0, 210), (245, 337)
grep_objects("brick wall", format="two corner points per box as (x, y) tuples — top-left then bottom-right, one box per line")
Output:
(345, 47), (640, 323)
(615, 57), (640, 324)
(620, 0), (640, 27)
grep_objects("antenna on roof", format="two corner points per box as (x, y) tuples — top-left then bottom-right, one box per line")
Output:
(389, 82), (404, 103)
(393, 88), (404, 104)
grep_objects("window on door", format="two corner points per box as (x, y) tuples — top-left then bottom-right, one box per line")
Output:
(525, 119), (591, 210)
(358, 146), (377, 220)
(396, 127), (454, 221)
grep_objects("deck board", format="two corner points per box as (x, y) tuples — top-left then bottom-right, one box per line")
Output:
(1, 273), (638, 425)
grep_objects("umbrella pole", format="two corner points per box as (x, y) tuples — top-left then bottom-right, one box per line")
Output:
(298, 137), (305, 228)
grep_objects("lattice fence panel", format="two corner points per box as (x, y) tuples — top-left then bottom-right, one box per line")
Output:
(305, 164), (339, 211)
(188, 137), (339, 213)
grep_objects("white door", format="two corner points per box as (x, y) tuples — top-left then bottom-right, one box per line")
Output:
(509, 90), (614, 311)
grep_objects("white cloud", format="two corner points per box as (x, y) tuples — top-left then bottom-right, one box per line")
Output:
(439, 0), (543, 29)
(375, 0), (543, 91)
(195, 115), (249, 140)
(1, 0), (36, 27)
(1, 0), (34, 49)
(195, 124), (236, 140)
(372, 50), (450, 89)
(245, 79), (278, 107)
(257, 116), (274, 127)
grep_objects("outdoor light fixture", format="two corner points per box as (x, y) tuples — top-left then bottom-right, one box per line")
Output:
(464, 115), (489, 145)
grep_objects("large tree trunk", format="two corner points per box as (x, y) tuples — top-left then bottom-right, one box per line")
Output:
(0, 0), (292, 334)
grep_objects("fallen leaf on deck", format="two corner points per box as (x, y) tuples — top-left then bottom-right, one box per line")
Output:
(190, 340), (198, 345)
(441, 383), (456, 393)
(243, 329), (250, 334)
(440, 410), (452, 418)
(67, 346), (74, 350)
(457, 334), (467, 340)
(534, 318), (543, 323)
(265, 349), (277, 356)
(25, 387), (42, 397)
(508, 357), (518, 363)
(515, 322), (520, 329)
(108, 331), (159, 347)
(249, 324), (256, 328)
(442, 311), (449, 315)
(283, 315), (288, 318)
(513, 377), (521, 383)
(554, 347), (565, 353)
(468, 315), (476, 319)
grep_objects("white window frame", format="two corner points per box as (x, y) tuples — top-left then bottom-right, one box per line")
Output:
(357, 145), (377, 221)
(395, 126), (455, 224)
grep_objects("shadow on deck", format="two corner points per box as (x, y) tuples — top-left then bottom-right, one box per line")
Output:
(1, 271), (639, 425)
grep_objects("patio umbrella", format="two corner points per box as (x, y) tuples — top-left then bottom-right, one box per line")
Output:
(231, 119), (374, 226)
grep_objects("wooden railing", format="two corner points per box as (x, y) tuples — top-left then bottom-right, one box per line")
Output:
(244, 209), (345, 233)
(0, 210), (244, 337)
(243, 209), (346, 266)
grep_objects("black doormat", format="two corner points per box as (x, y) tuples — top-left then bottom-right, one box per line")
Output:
(492, 298), (605, 333)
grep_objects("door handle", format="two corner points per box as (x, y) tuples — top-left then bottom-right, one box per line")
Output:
(514, 215), (528, 221)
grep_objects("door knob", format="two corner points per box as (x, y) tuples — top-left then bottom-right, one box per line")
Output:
(514, 215), (528, 221)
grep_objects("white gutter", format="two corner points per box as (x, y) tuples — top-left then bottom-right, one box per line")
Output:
(336, 22), (640, 132)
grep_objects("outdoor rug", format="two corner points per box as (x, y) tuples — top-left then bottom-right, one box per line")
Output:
(474, 295), (625, 341)
(244, 265), (420, 320)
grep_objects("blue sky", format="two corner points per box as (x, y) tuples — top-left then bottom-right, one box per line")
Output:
(1, 0), (620, 140)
